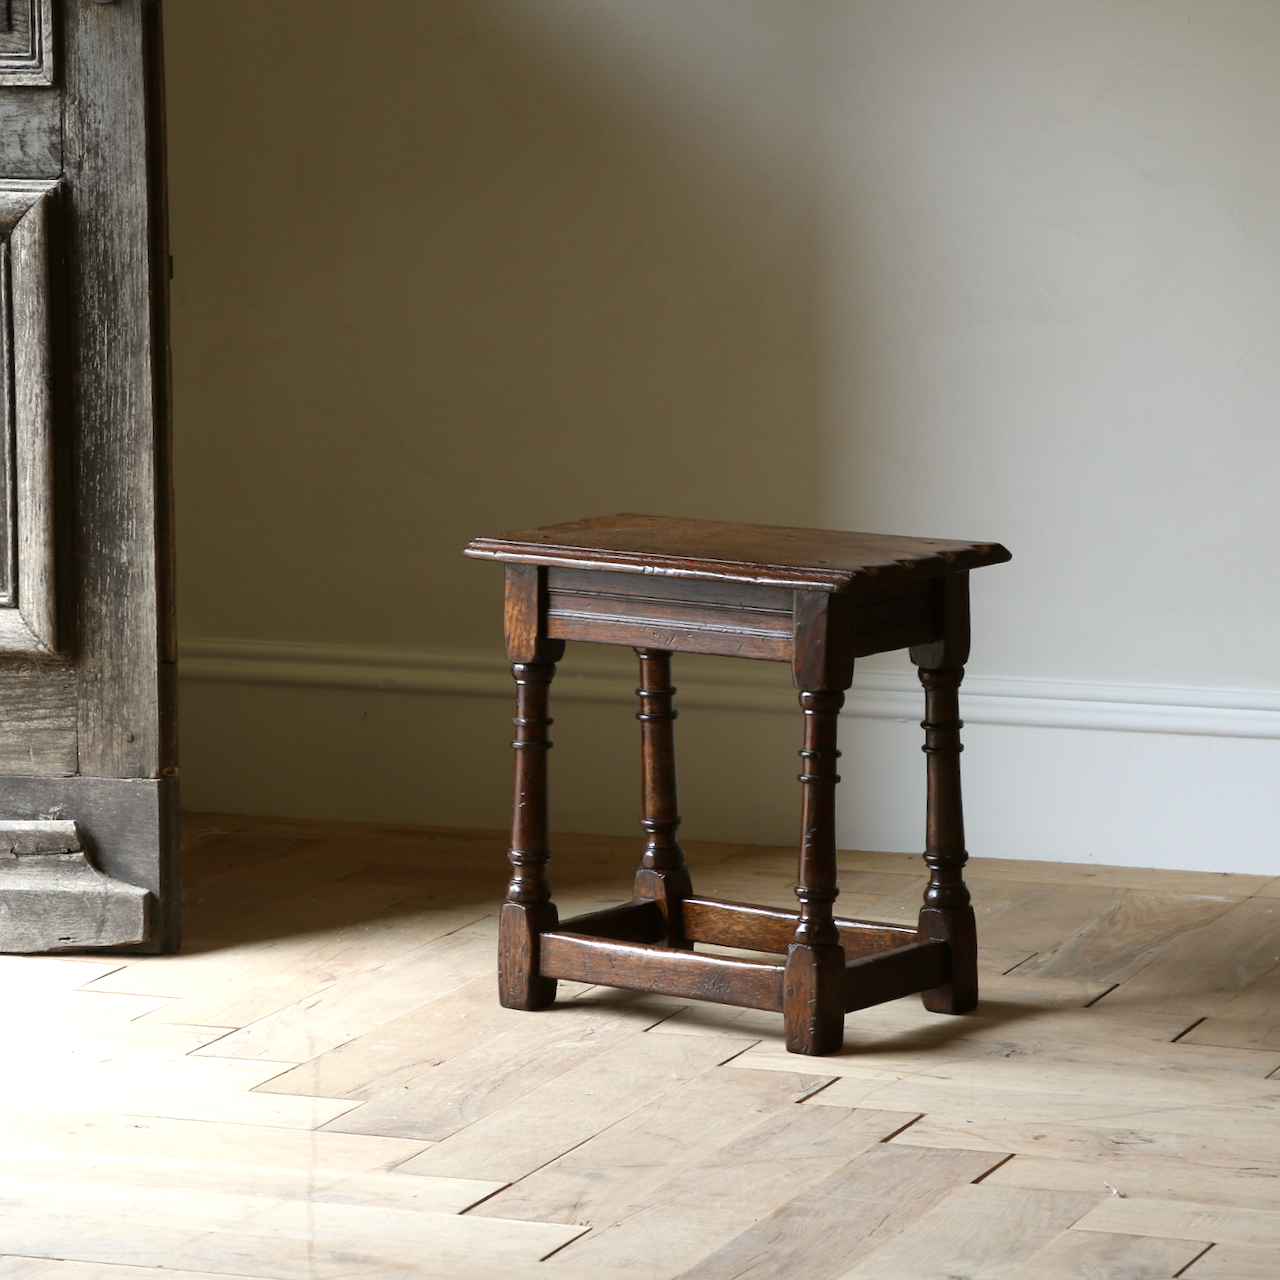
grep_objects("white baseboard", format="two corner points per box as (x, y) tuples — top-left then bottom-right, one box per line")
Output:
(177, 638), (1280, 875)
(179, 638), (1280, 740)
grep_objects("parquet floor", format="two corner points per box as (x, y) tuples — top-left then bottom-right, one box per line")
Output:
(2, 814), (1280, 1279)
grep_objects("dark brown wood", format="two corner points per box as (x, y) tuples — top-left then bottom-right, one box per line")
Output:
(914, 663), (978, 1014)
(539, 932), (786, 1011)
(783, 942), (846, 1055)
(633, 648), (693, 945)
(909, 571), (971, 671)
(680, 896), (916, 958)
(854, 579), (940, 657)
(505, 563), (566, 665)
(469, 515), (1009, 1053)
(783, 680), (848, 1054)
(549, 567), (795, 614)
(792, 688), (844, 950)
(467, 513), (1011, 593)
(557, 898), (663, 944)
(545, 568), (793, 660)
(499, 661), (559, 1010)
(845, 940), (949, 1012)
(792, 592), (856, 692)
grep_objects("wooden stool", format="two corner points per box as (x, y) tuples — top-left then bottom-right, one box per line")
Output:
(465, 515), (1011, 1055)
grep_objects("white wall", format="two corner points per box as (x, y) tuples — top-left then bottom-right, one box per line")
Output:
(169, 2), (1280, 875)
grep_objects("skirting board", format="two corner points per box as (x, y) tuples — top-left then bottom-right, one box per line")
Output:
(178, 640), (1280, 876)
(179, 638), (1280, 739)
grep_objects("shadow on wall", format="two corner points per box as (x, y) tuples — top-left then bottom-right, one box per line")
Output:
(170, 0), (831, 837)
(172, 0), (829, 649)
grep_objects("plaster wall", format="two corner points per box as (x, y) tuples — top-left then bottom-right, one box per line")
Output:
(168, 2), (1280, 874)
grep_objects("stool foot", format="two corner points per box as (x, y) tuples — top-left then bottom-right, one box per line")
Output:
(499, 901), (559, 1010)
(918, 905), (978, 1014)
(633, 866), (694, 948)
(783, 942), (845, 1055)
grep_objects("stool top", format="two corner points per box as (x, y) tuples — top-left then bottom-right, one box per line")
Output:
(466, 514), (1010, 592)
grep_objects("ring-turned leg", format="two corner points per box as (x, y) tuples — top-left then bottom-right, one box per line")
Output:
(916, 665), (977, 1014)
(499, 661), (560, 1010)
(784, 689), (847, 1055)
(633, 649), (692, 947)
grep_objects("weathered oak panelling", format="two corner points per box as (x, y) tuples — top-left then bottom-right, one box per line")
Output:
(0, 660), (75, 773)
(0, 92), (59, 176)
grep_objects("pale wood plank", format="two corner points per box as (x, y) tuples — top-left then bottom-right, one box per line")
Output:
(0, 1048), (298, 1094)
(180, 835), (326, 890)
(0, 1243), (640, 1280)
(862, 878), (1134, 954)
(178, 840), (341, 918)
(797, 1046), (1280, 1114)
(999, 1229), (1208, 1280)
(1094, 897), (1280, 1017)
(724, 995), (1258, 1085)
(0, 1079), (356, 1131)
(1011, 891), (1239, 983)
(1182, 1243), (1280, 1277)
(254, 973), (537, 1100)
(1071, 1197), (1280, 1248)
(673, 1145), (1002, 1279)
(193, 929), (497, 1063)
(134, 900), (492, 1028)
(891, 1114), (1280, 1173)
(0, 1017), (231, 1057)
(392, 1031), (748, 1182)
(0, 1179), (572, 1253)
(0, 955), (130, 989)
(1184, 962), (1280, 1051)
(320, 988), (685, 1142)
(0, 1263), (266, 1280)
(838, 848), (1269, 897)
(0, 1112), (427, 1172)
(473, 1067), (832, 1226)
(986, 1153), (1280, 1212)
(0, 989), (175, 1023)
(0, 1259), (624, 1280)
(0, 1203), (586, 1279)
(552, 1107), (921, 1274)
(180, 809), (259, 840)
(836, 1183), (1099, 1279)
(0, 1156), (501, 1214)
(659, 976), (1158, 1050)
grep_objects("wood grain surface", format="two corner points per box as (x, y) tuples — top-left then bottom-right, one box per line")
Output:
(0, 811), (1271, 1278)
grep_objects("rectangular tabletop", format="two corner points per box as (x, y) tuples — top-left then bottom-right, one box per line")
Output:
(465, 513), (1010, 592)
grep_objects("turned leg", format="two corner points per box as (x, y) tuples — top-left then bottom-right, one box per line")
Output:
(633, 649), (692, 947)
(783, 689), (847, 1055)
(916, 665), (978, 1013)
(499, 661), (559, 1010)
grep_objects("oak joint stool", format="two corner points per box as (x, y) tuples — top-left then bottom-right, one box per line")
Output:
(465, 515), (1011, 1056)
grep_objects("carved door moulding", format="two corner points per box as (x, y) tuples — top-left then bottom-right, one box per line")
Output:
(0, 179), (58, 655)
(0, 820), (151, 952)
(0, 0), (52, 85)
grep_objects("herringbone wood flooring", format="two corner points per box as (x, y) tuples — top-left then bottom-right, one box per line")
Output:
(1, 813), (1278, 1278)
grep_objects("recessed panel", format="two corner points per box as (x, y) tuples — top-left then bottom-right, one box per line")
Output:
(0, 0), (51, 84)
(0, 180), (59, 654)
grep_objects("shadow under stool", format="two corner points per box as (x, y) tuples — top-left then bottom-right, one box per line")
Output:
(465, 514), (1011, 1056)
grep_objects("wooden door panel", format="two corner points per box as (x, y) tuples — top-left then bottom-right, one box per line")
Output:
(0, 0), (53, 84)
(0, 0), (176, 954)
(0, 179), (59, 653)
